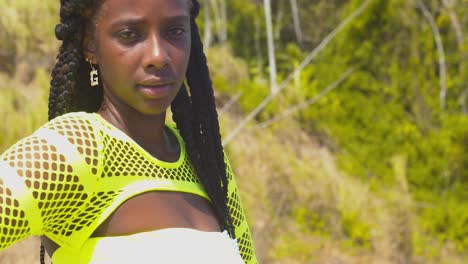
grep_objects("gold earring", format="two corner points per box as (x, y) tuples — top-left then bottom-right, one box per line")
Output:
(86, 58), (99, 87)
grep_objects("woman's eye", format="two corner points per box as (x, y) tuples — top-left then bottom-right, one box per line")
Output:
(168, 27), (186, 38)
(116, 29), (140, 42)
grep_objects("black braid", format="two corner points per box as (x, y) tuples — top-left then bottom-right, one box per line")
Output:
(182, 0), (235, 237)
(43, 0), (234, 262)
(39, 242), (45, 264)
(172, 0), (235, 237)
(49, 0), (103, 121)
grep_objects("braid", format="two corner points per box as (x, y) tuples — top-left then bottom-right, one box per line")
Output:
(172, 0), (235, 237)
(48, 23), (81, 120)
(39, 242), (45, 264)
(49, 0), (102, 121)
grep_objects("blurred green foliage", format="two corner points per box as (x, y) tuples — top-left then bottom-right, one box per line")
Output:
(204, 0), (468, 257)
(0, 0), (58, 75)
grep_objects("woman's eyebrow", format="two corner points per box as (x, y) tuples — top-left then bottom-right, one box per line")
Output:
(167, 15), (190, 21)
(109, 17), (144, 28)
(108, 15), (190, 28)
(111, 15), (190, 26)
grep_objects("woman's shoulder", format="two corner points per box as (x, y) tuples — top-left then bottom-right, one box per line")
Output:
(17, 112), (105, 175)
(41, 111), (100, 132)
(1, 112), (102, 158)
(36, 111), (105, 146)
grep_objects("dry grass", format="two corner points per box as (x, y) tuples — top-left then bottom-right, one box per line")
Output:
(220, 114), (467, 264)
(0, 71), (48, 150)
(0, 237), (50, 264)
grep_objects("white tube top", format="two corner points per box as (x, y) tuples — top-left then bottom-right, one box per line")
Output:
(51, 228), (246, 264)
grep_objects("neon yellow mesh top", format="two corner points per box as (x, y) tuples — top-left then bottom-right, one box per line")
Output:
(0, 112), (257, 264)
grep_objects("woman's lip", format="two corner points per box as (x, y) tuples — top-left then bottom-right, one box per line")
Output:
(137, 84), (172, 98)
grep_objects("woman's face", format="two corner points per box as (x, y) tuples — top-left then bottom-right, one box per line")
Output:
(85, 0), (191, 116)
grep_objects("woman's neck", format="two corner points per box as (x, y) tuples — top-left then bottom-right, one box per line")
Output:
(98, 99), (174, 161)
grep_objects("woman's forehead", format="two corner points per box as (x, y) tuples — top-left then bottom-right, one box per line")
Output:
(96, 0), (191, 20)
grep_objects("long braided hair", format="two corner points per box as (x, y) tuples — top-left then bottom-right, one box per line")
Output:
(42, 0), (234, 262)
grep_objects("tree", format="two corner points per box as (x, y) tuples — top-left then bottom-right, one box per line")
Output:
(264, 0), (278, 94)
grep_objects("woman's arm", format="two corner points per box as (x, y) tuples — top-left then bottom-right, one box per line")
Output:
(0, 113), (102, 251)
(0, 168), (35, 249)
(225, 153), (258, 264)
(0, 135), (50, 250)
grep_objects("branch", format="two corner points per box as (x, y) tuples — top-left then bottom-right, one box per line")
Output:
(218, 91), (243, 116)
(441, 0), (464, 49)
(459, 88), (468, 114)
(441, 0), (466, 114)
(290, 0), (303, 48)
(209, 0), (223, 43)
(416, 0), (448, 110)
(223, 0), (372, 146)
(219, 0), (228, 42)
(256, 68), (355, 129)
(203, 0), (213, 49)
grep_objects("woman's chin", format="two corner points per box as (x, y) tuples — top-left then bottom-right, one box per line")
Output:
(136, 103), (171, 116)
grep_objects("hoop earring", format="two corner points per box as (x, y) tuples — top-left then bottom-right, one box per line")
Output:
(86, 58), (99, 87)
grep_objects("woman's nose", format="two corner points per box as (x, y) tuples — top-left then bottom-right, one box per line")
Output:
(143, 33), (170, 70)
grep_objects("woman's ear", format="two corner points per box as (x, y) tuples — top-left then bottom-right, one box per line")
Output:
(82, 28), (97, 62)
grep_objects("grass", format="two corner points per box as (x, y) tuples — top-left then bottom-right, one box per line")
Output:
(219, 109), (467, 263)
(0, 70), (48, 150)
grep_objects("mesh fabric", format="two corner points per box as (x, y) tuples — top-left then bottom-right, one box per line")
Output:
(0, 112), (257, 264)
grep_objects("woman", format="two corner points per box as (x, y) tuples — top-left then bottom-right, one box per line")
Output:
(0, 0), (257, 263)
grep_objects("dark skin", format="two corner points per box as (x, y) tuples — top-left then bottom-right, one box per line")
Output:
(41, 0), (220, 256)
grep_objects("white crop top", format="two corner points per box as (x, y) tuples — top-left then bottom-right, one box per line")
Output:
(52, 228), (246, 264)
